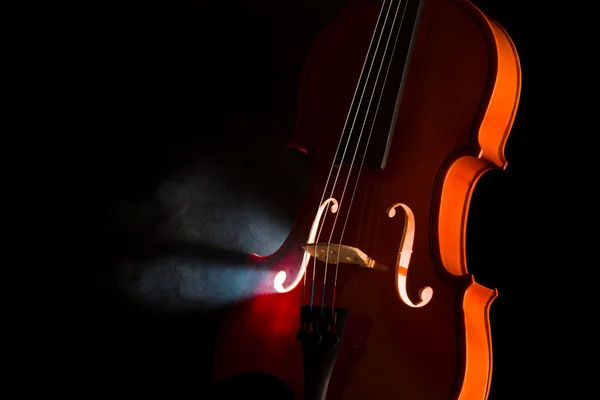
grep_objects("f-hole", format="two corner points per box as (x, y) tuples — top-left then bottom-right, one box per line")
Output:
(387, 202), (433, 308)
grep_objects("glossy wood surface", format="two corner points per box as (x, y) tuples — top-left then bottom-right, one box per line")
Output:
(214, 0), (521, 398)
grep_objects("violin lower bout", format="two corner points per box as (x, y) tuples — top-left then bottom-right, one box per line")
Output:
(214, 257), (496, 400)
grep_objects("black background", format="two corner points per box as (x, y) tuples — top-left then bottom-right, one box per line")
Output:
(87, 0), (573, 398)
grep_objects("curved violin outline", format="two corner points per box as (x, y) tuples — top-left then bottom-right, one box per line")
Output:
(437, 15), (521, 279)
(387, 202), (433, 308)
(434, 6), (521, 400)
(273, 197), (338, 293)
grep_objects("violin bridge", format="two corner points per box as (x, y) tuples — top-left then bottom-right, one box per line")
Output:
(301, 242), (388, 272)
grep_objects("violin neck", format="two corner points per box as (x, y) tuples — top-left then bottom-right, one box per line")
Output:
(335, 0), (424, 170)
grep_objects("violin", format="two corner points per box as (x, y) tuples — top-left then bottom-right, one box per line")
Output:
(213, 0), (521, 398)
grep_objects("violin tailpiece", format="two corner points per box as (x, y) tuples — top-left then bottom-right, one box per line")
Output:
(296, 305), (350, 400)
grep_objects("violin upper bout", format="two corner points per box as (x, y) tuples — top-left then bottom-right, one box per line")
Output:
(475, 13), (522, 169)
(437, 3), (522, 278)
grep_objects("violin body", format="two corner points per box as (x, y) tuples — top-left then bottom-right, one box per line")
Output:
(214, 0), (520, 399)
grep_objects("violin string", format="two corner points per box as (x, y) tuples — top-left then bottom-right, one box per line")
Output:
(331, 0), (411, 314)
(310, 0), (393, 311)
(311, 0), (395, 312)
(320, 0), (405, 313)
(303, 0), (391, 309)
